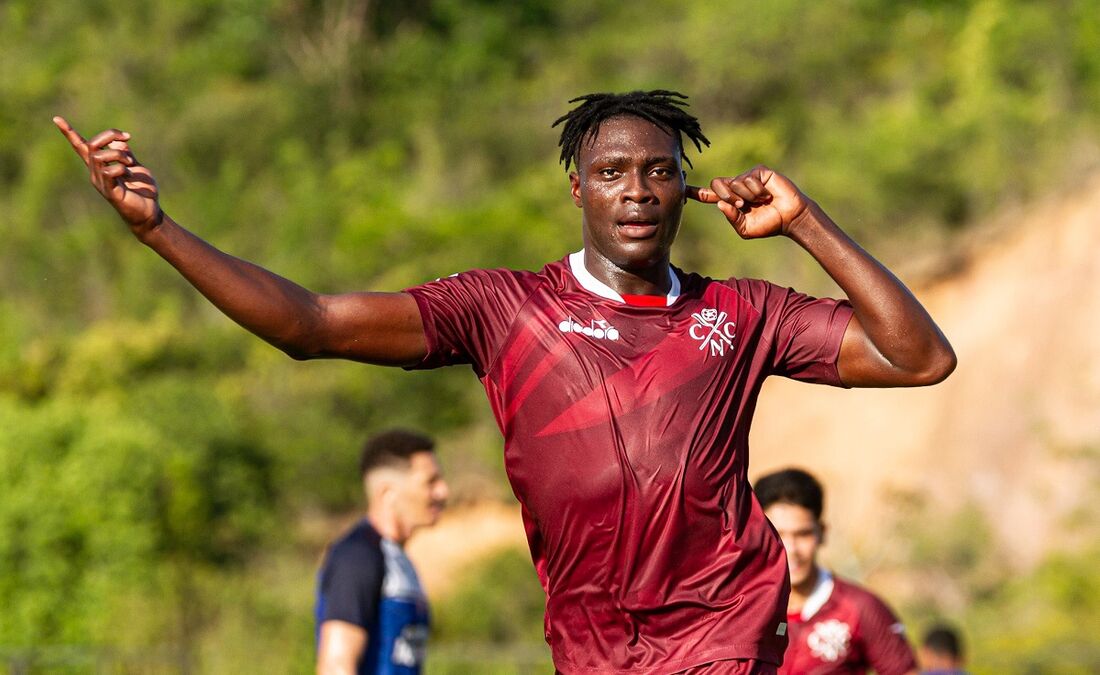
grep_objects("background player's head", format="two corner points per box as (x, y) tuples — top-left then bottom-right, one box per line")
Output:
(553, 91), (710, 274)
(919, 623), (965, 671)
(754, 468), (826, 588)
(360, 429), (449, 541)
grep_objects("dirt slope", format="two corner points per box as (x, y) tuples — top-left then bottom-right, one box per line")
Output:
(750, 179), (1100, 569)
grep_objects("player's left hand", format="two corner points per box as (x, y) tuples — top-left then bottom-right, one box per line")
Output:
(686, 165), (812, 239)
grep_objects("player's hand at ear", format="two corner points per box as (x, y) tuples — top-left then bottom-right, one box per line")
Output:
(53, 116), (163, 238)
(687, 166), (812, 240)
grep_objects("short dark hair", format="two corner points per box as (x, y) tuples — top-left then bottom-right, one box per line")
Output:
(753, 468), (824, 520)
(552, 90), (710, 171)
(922, 623), (963, 659)
(359, 429), (435, 478)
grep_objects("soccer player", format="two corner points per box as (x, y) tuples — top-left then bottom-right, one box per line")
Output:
(315, 429), (449, 675)
(55, 89), (955, 673)
(755, 468), (919, 675)
(918, 623), (967, 674)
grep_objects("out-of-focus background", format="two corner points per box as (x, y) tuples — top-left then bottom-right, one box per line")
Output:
(2, 1), (1098, 672)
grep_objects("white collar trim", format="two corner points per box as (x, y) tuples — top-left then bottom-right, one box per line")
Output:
(800, 568), (835, 621)
(568, 250), (681, 306)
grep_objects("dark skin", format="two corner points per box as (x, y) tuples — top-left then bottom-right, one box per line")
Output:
(53, 114), (955, 386)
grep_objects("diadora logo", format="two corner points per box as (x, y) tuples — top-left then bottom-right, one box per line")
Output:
(689, 307), (737, 357)
(558, 317), (620, 341)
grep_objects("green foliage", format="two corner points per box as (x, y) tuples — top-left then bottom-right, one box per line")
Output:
(885, 467), (1100, 673)
(432, 547), (546, 645)
(428, 547), (549, 674)
(964, 546), (1100, 673)
(0, 388), (274, 647)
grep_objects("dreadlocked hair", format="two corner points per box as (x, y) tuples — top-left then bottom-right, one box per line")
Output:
(552, 90), (710, 171)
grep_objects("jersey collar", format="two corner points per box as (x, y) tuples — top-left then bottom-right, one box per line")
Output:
(800, 568), (835, 621)
(568, 250), (681, 306)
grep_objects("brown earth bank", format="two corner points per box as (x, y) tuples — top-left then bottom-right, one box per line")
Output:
(750, 177), (1100, 575)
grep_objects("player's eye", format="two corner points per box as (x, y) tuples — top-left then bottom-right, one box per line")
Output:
(598, 168), (620, 179)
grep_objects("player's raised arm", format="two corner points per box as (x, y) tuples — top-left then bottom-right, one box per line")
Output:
(54, 117), (427, 366)
(687, 166), (956, 388)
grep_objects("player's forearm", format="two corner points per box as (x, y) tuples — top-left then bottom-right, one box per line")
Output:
(139, 214), (327, 359)
(786, 203), (956, 384)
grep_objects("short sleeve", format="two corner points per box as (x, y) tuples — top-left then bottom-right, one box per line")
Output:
(404, 268), (534, 375)
(732, 278), (854, 387)
(859, 594), (919, 675)
(318, 539), (384, 628)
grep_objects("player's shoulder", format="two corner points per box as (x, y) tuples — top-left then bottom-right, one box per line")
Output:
(439, 265), (540, 284)
(326, 520), (384, 566)
(831, 575), (900, 618)
(831, 575), (878, 601)
(676, 267), (783, 308)
(425, 264), (553, 294)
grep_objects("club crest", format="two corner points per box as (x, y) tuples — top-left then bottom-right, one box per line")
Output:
(689, 307), (736, 357)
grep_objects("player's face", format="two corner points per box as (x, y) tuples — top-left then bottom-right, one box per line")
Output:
(394, 451), (449, 532)
(765, 502), (824, 588)
(570, 115), (686, 276)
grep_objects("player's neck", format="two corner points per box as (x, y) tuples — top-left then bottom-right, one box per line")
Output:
(366, 509), (409, 547)
(583, 249), (672, 297)
(787, 565), (822, 613)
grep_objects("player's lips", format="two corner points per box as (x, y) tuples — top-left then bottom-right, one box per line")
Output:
(617, 218), (659, 239)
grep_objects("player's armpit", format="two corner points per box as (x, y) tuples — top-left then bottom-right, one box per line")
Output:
(316, 620), (368, 675)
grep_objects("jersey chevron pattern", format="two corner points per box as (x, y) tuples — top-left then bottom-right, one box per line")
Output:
(406, 252), (853, 673)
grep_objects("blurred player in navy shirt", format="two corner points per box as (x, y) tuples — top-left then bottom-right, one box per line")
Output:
(315, 430), (449, 675)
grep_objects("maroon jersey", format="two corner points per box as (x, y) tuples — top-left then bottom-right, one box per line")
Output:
(406, 252), (853, 673)
(780, 571), (917, 675)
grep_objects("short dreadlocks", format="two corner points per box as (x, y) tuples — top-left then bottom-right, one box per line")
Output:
(552, 90), (710, 172)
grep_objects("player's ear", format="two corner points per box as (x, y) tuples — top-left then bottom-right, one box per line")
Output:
(569, 171), (582, 208)
(817, 520), (828, 545)
(366, 471), (397, 507)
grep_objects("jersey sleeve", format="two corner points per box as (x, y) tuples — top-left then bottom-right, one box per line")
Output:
(318, 539), (384, 629)
(858, 593), (918, 675)
(403, 268), (532, 375)
(732, 278), (854, 387)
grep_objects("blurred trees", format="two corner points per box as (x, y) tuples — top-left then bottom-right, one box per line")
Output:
(2, 0), (1100, 669)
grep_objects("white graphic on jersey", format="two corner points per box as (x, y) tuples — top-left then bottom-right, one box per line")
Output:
(689, 307), (736, 357)
(392, 624), (429, 666)
(807, 619), (852, 662)
(558, 317), (620, 341)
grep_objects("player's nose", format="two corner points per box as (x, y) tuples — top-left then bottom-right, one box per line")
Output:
(621, 171), (655, 203)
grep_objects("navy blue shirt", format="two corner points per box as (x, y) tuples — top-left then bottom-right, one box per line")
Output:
(315, 520), (430, 675)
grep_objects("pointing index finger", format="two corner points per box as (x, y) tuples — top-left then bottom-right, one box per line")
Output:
(53, 115), (90, 160)
(686, 185), (719, 203)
